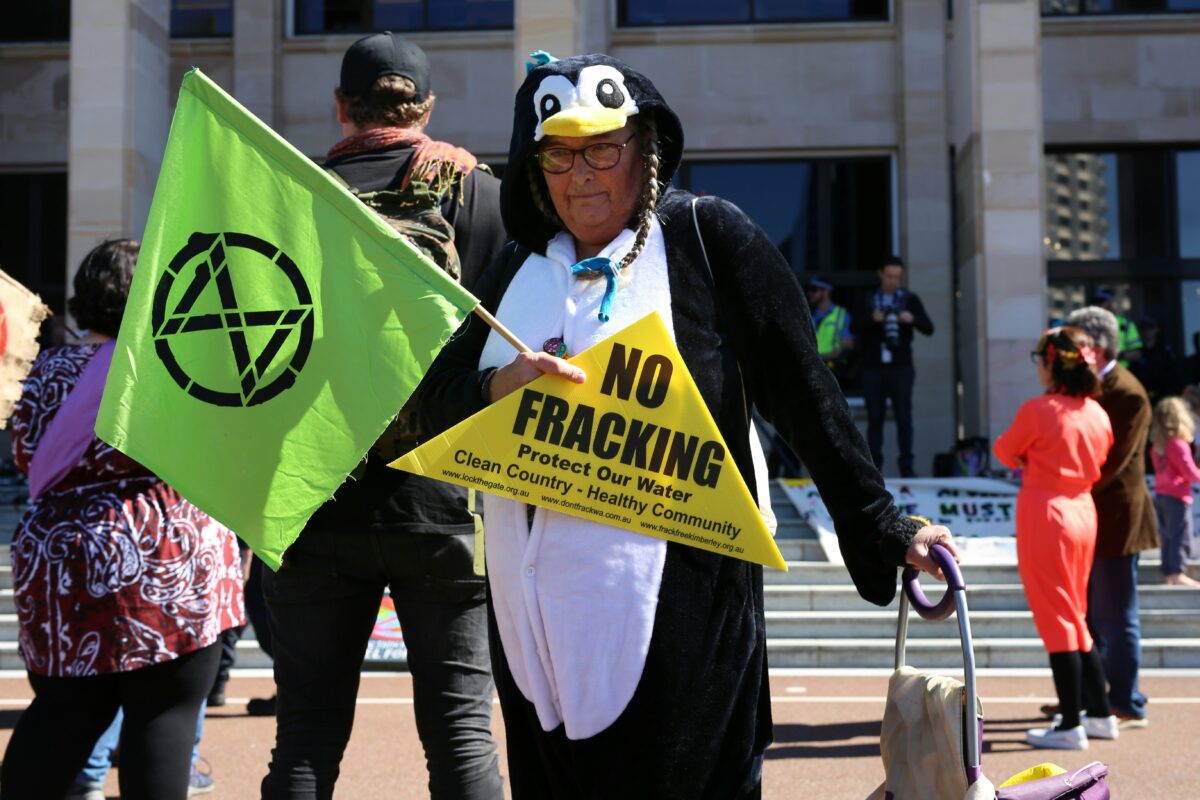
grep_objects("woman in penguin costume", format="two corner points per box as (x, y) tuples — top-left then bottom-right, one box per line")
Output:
(417, 53), (958, 798)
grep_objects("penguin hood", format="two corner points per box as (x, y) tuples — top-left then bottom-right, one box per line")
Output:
(501, 53), (684, 253)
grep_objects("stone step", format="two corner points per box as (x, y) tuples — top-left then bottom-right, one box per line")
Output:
(765, 637), (1200, 669)
(763, 608), (1200, 639)
(773, 539), (825, 562)
(763, 560), (1170, 586)
(762, 583), (1200, 612)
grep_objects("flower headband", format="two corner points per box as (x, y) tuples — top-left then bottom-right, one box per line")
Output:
(1038, 327), (1099, 368)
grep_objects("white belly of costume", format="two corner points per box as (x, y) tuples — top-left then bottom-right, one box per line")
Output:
(478, 222), (671, 740)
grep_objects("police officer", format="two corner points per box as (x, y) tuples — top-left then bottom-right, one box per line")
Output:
(805, 278), (853, 369)
(1093, 288), (1143, 366)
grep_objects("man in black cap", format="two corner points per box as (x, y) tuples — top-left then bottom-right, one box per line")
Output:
(854, 256), (934, 477)
(260, 32), (505, 800)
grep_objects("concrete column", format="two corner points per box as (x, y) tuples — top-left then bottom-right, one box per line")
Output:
(66, 0), (170, 289)
(951, 0), (1047, 446)
(513, 0), (606, 88)
(234, 0), (281, 127)
(897, 0), (955, 476)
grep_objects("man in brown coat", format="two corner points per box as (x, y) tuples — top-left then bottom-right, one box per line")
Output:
(1067, 306), (1159, 726)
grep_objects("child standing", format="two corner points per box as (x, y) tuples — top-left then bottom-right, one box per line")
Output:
(1150, 397), (1200, 587)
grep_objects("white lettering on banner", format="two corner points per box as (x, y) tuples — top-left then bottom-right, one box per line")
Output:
(780, 476), (1194, 566)
(780, 477), (1021, 565)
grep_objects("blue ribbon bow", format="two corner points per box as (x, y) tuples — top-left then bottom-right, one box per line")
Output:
(526, 50), (557, 74)
(570, 257), (620, 323)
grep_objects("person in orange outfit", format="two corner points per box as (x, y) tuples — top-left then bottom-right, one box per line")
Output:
(994, 326), (1118, 751)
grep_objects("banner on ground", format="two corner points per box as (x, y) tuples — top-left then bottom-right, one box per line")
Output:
(365, 596), (407, 664)
(780, 477), (1021, 564)
(391, 312), (786, 570)
(95, 69), (477, 569)
(0, 269), (49, 428)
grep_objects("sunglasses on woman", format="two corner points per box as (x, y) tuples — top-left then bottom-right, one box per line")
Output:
(534, 134), (638, 174)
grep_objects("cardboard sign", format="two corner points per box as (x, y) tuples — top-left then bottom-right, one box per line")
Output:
(391, 313), (786, 570)
(0, 269), (49, 428)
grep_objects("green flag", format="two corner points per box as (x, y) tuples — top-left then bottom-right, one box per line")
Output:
(96, 68), (478, 569)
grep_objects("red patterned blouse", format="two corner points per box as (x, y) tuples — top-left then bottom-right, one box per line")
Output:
(10, 344), (245, 677)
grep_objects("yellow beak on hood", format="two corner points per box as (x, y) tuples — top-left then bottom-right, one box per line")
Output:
(541, 106), (629, 138)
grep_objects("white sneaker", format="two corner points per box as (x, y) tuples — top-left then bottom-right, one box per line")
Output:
(1026, 724), (1088, 750)
(1050, 712), (1120, 740)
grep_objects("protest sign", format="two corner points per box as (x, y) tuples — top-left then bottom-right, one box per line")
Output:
(96, 69), (477, 569)
(0, 269), (49, 428)
(364, 596), (407, 664)
(391, 312), (786, 570)
(781, 477), (1021, 564)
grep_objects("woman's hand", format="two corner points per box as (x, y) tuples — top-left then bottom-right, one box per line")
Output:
(487, 351), (586, 403)
(905, 525), (960, 582)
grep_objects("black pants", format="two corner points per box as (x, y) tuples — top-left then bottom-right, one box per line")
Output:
(0, 642), (221, 800)
(214, 555), (276, 689)
(246, 555), (275, 659)
(260, 526), (502, 800)
(861, 364), (916, 474)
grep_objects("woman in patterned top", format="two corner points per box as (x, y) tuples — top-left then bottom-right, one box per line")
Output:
(0, 240), (245, 800)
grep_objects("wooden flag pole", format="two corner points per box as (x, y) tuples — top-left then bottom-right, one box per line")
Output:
(472, 305), (533, 354)
(47, 310), (82, 341)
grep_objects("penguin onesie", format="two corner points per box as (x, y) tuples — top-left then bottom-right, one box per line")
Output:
(417, 53), (924, 799)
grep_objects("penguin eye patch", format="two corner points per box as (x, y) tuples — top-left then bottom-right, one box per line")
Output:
(539, 94), (563, 123)
(595, 78), (624, 109)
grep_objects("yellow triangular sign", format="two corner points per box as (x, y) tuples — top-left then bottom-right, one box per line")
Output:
(391, 312), (786, 571)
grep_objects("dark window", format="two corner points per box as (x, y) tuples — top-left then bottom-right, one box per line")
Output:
(1042, 0), (1200, 15)
(1047, 145), (1200, 378)
(676, 156), (891, 397)
(1178, 151), (1200, 258)
(618, 0), (889, 26)
(676, 157), (892, 278)
(171, 0), (233, 38)
(2, 0), (70, 42)
(0, 172), (68, 321)
(1044, 151), (1177, 261)
(294, 0), (513, 34)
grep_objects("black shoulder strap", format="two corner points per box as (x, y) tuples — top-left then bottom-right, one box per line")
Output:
(690, 196), (752, 425)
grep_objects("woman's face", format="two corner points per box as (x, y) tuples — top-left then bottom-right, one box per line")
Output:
(538, 124), (645, 254)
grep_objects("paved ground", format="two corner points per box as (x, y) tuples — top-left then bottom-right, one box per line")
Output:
(0, 671), (1194, 798)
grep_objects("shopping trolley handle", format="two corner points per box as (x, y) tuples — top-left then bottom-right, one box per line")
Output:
(902, 543), (966, 622)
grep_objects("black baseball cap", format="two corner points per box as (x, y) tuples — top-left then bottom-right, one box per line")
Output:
(339, 32), (431, 101)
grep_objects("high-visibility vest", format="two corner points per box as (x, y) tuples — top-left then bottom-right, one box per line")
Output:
(1116, 315), (1142, 368)
(815, 305), (848, 358)
(1117, 315), (1142, 354)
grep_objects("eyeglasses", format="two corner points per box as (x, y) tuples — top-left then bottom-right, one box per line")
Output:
(534, 134), (637, 174)
(1030, 351), (1044, 364)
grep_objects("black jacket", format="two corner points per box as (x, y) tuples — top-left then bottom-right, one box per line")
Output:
(853, 288), (934, 367)
(305, 143), (506, 534)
